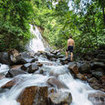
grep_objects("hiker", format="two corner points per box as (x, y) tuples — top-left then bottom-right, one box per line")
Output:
(66, 35), (75, 61)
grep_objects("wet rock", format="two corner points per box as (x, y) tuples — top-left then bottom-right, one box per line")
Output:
(68, 62), (79, 74)
(78, 62), (91, 73)
(76, 73), (87, 80)
(0, 52), (10, 64)
(96, 54), (105, 59)
(51, 50), (60, 55)
(51, 58), (57, 61)
(48, 91), (72, 105)
(90, 83), (102, 90)
(11, 65), (23, 70)
(88, 92), (105, 105)
(9, 49), (20, 63)
(6, 69), (27, 78)
(100, 76), (105, 85)
(88, 77), (101, 90)
(46, 52), (55, 60)
(60, 58), (69, 65)
(15, 56), (37, 64)
(50, 67), (68, 77)
(47, 78), (68, 89)
(10, 52), (38, 65)
(36, 62), (43, 67)
(17, 86), (48, 105)
(88, 77), (99, 83)
(91, 70), (104, 78)
(58, 54), (65, 58)
(39, 69), (44, 74)
(21, 63), (31, 71)
(1, 79), (16, 89)
(91, 62), (105, 69)
(93, 58), (105, 63)
(28, 63), (39, 73)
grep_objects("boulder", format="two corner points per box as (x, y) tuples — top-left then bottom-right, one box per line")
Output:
(76, 73), (87, 80)
(21, 63), (31, 71)
(6, 69), (27, 78)
(1, 79), (16, 89)
(17, 86), (48, 105)
(78, 62), (91, 74)
(11, 65), (23, 70)
(68, 62), (79, 74)
(91, 62), (105, 69)
(88, 77), (99, 83)
(50, 50), (60, 55)
(47, 78), (68, 89)
(60, 58), (69, 65)
(88, 77), (102, 90)
(36, 62), (43, 67)
(91, 70), (104, 78)
(10, 52), (38, 65)
(46, 53), (55, 60)
(0, 52), (10, 64)
(48, 91), (72, 105)
(88, 92), (105, 105)
(28, 63), (39, 73)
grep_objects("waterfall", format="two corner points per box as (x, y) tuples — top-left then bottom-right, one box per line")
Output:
(0, 27), (104, 105)
(27, 25), (45, 52)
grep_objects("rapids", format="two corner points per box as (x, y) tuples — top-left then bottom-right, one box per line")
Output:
(0, 25), (104, 105)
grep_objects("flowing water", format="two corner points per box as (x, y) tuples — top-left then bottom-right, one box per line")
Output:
(27, 25), (45, 52)
(0, 26), (104, 105)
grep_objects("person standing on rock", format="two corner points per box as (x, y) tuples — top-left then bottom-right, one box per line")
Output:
(66, 35), (75, 61)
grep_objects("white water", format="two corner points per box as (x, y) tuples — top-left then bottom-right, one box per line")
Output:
(0, 74), (48, 105)
(0, 64), (9, 74)
(27, 25), (45, 52)
(0, 27), (103, 105)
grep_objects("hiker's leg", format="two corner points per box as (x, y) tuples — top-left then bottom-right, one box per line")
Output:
(70, 52), (73, 61)
(66, 51), (68, 58)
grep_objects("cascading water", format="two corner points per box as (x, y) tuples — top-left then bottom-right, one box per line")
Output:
(0, 27), (104, 105)
(27, 25), (45, 52)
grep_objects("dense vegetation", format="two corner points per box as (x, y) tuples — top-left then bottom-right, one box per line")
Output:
(0, 0), (105, 53)
(0, 0), (33, 51)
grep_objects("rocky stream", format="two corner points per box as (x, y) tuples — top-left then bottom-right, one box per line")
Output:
(0, 25), (105, 105)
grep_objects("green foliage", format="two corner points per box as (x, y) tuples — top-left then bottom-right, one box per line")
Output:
(0, 0), (33, 51)
(0, 0), (105, 53)
(32, 0), (105, 53)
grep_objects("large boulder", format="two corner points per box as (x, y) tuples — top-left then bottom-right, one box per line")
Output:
(17, 86), (48, 105)
(28, 63), (39, 73)
(68, 62), (79, 74)
(6, 69), (27, 78)
(1, 79), (16, 89)
(48, 90), (72, 105)
(10, 51), (38, 65)
(78, 62), (91, 74)
(0, 52), (10, 64)
(21, 63), (31, 71)
(47, 77), (68, 89)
